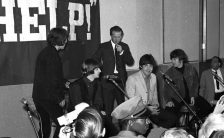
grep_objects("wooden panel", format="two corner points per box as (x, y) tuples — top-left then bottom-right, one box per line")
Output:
(163, 0), (200, 63)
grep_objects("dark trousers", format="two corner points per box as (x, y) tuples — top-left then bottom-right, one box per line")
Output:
(102, 79), (125, 117)
(34, 100), (63, 138)
(150, 108), (177, 128)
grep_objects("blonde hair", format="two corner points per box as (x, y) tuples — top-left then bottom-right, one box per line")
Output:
(161, 128), (194, 138)
(74, 107), (104, 138)
(199, 113), (224, 138)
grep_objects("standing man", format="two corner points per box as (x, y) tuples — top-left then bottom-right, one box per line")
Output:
(126, 54), (177, 128)
(32, 27), (69, 138)
(199, 56), (224, 106)
(93, 26), (134, 116)
(164, 49), (199, 113)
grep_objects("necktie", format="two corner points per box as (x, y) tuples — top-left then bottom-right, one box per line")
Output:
(215, 71), (220, 90)
(114, 45), (119, 71)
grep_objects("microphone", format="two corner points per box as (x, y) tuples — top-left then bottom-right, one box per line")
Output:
(103, 75), (119, 80)
(21, 98), (29, 107)
(160, 71), (175, 85)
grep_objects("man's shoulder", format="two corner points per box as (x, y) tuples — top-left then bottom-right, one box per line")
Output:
(202, 69), (211, 74)
(100, 41), (111, 46)
(129, 70), (141, 78)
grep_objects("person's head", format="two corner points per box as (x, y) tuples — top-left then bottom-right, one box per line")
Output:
(73, 107), (105, 138)
(209, 130), (224, 138)
(122, 116), (151, 135)
(211, 56), (223, 70)
(111, 96), (151, 135)
(81, 58), (101, 80)
(47, 27), (69, 50)
(170, 49), (188, 68)
(139, 54), (157, 76)
(110, 26), (124, 44)
(161, 128), (194, 138)
(199, 113), (224, 138)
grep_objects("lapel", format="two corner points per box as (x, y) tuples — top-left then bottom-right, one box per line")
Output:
(107, 41), (115, 54)
(208, 69), (215, 91)
(220, 68), (224, 79)
(136, 71), (147, 92)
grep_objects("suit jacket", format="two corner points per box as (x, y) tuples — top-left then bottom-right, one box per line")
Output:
(126, 71), (159, 106)
(32, 45), (66, 104)
(93, 41), (134, 82)
(164, 63), (199, 103)
(69, 78), (104, 111)
(199, 68), (224, 103)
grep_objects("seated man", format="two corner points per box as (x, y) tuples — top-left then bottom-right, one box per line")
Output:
(164, 49), (198, 120)
(69, 58), (118, 137)
(110, 96), (151, 138)
(126, 54), (177, 128)
(69, 58), (103, 111)
(199, 56), (224, 106)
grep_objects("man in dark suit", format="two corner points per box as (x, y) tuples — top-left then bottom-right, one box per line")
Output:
(69, 58), (119, 137)
(69, 58), (104, 111)
(32, 27), (69, 138)
(93, 26), (134, 117)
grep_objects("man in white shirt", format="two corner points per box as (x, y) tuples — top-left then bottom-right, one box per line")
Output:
(200, 56), (224, 106)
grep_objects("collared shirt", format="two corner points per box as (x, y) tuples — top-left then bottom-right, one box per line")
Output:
(212, 68), (224, 93)
(109, 130), (145, 138)
(111, 40), (119, 73)
(141, 71), (151, 104)
(111, 40), (124, 74)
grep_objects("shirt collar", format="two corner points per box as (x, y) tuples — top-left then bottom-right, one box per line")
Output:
(212, 68), (220, 73)
(140, 70), (151, 80)
(111, 40), (116, 49)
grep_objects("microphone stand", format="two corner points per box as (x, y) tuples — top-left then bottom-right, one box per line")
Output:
(108, 79), (130, 99)
(164, 78), (203, 125)
(23, 104), (39, 138)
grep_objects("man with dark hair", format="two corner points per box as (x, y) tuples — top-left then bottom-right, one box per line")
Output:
(126, 54), (177, 128)
(110, 96), (151, 138)
(69, 58), (103, 111)
(164, 49), (199, 116)
(32, 27), (69, 138)
(93, 25), (134, 117)
(199, 56), (224, 106)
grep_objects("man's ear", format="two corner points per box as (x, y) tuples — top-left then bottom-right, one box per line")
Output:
(128, 119), (135, 126)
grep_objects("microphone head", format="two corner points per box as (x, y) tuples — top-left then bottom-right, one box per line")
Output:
(21, 98), (28, 105)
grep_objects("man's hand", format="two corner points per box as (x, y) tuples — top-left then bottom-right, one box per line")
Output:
(166, 101), (175, 107)
(213, 95), (224, 114)
(147, 105), (160, 115)
(59, 99), (66, 107)
(65, 81), (70, 89)
(101, 111), (106, 116)
(116, 44), (123, 53)
(190, 97), (195, 105)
